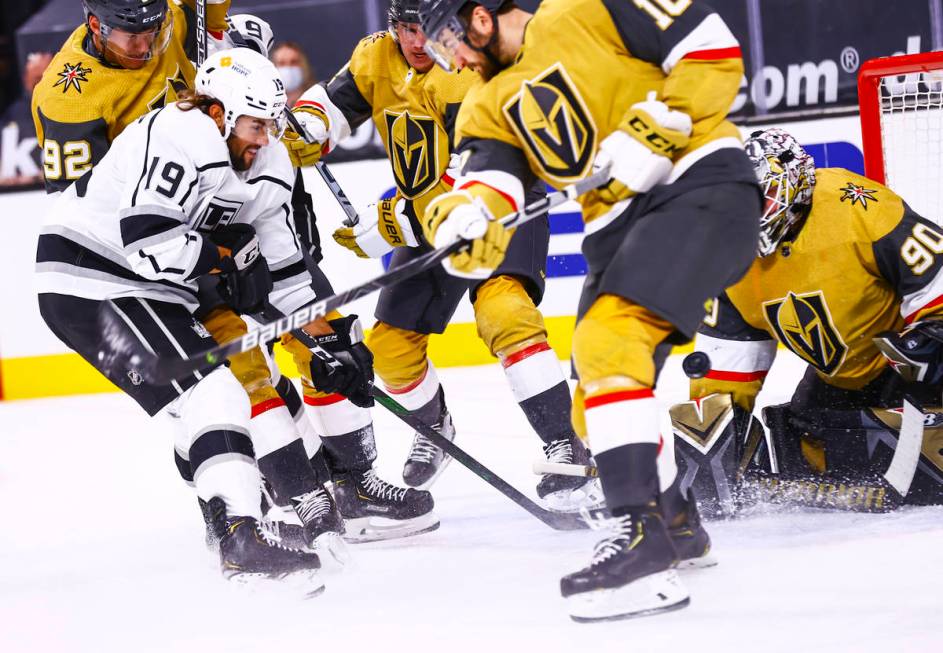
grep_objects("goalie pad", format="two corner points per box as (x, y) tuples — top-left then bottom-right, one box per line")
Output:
(670, 393), (769, 518)
(748, 401), (943, 512)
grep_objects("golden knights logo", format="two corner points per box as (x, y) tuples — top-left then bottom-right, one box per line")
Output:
(763, 291), (848, 375)
(839, 182), (878, 209)
(147, 66), (190, 111)
(384, 110), (446, 199)
(53, 62), (92, 94)
(503, 63), (596, 183)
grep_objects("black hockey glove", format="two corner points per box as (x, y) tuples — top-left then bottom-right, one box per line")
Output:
(293, 315), (375, 408)
(874, 320), (943, 385)
(211, 224), (273, 315)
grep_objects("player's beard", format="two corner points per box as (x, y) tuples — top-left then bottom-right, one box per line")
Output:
(229, 140), (259, 171)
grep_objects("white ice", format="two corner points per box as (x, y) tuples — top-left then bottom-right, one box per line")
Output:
(1, 352), (941, 652)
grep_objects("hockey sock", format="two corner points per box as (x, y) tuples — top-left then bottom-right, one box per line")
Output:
(500, 340), (578, 445)
(303, 392), (377, 474)
(585, 387), (661, 508)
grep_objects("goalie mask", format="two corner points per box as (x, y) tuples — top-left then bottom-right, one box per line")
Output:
(745, 128), (816, 257)
(195, 48), (287, 140)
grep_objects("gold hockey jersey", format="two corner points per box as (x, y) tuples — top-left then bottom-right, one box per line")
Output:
(693, 168), (943, 410)
(298, 31), (479, 218)
(31, 0), (230, 193)
(448, 0), (751, 225)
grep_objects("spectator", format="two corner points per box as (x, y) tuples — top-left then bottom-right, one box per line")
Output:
(0, 51), (51, 189)
(271, 41), (315, 107)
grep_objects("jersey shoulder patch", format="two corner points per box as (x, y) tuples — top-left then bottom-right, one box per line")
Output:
(812, 168), (903, 243)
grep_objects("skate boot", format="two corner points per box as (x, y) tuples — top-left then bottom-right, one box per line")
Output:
(205, 497), (325, 597)
(662, 481), (716, 569)
(561, 508), (689, 622)
(333, 467), (440, 542)
(290, 486), (350, 567)
(537, 437), (604, 512)
(403, 388), (456, 488)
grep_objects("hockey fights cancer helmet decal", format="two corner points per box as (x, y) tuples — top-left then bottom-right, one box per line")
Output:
(195, 48), (288, 140)
(82, 0), (174, 63)
(745, 128), (816, 257)
(419, 0), (504, 71)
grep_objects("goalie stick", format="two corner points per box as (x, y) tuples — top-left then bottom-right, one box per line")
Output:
(97, 168), (612, 385)
(373, 388), (588, 531)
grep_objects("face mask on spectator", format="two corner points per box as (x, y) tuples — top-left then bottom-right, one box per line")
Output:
(278, 65), (304, 91)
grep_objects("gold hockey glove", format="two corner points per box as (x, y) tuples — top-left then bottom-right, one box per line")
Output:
(281, 104), (330, 167)
(332, 197), (420, 258)
(424, 191), (512, 278)
(594, 94), (692, 203)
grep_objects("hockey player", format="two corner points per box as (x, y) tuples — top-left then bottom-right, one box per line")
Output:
(32, 0), (232, 194)
(672, 127), (943, 516)
(33, 47), (358, 584)
(418, 0), (760, 620)
(282, 0), (596, 508)
(32, 1), (432, 545)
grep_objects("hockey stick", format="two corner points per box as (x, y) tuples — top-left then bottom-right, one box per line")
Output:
(372, 388), (589, 531)
(99, 168), (611, 385)
(282, 110), (360, 227)
(195, 0), (207, 66)
(533, 461), (598, 478)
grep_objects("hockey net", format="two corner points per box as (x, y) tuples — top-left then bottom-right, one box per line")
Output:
(859, 52), (943, 224)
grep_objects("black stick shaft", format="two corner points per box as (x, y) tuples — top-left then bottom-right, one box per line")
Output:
(372, 388), (587, 531)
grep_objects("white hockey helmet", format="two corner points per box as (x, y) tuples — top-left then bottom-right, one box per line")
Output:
(195, 47), (287, 139)
(227, 14), (275, 56)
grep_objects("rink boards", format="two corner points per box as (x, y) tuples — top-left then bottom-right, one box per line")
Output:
(0, 116), (867, 400)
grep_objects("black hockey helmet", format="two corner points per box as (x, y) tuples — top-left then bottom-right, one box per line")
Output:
(419, 0), (506, 71)
(82, 0), (173, 64)
(83, 0), (167, 34)
(389, 0), (423, 29)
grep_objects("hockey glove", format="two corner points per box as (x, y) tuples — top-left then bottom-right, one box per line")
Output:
(210, 224), (273, 315)
(424, 190), (512, 279)
(288, 314), (375, 408)
(874, 320), (943, 385)
(594, 94), (692, 203)
(281, 104), (330, 167)
(332, 197), (420, 258)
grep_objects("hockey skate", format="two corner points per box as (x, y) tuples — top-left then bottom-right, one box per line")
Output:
(663, 484), (716, 570)
(333, 467), (439, 542)
(257, 488), (350, 569)
(206, 497), (325, 598)
(561, 509), (689, 622)
(403, 390), (456, 488)
(537, 438), (605, 513)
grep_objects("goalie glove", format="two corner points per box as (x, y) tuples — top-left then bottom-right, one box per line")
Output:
(593, 93), (692, 203)
(281, 103), (330, 167)
(332, 197), (420, 258)
(424, 190), (512, 279)
(874, 320), (943, 384)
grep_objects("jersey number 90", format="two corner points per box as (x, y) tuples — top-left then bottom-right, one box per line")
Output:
(901, 223), (943, 275)
(43, 139), (91, 181)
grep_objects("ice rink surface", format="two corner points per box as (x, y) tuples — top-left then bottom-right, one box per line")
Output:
(1, 352), (941, 653)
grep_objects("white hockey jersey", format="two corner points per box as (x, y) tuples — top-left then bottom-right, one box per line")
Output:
(35, 103), (315, 315)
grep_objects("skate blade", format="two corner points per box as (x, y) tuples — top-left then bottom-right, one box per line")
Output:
(566, 569), (689, 623)
(543, 479), (606, 514)
(313, 532), (352, 570)
(677, 553), (718, 570)
(342, 512), (441, 543)
(225, 568), (326, 600)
